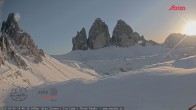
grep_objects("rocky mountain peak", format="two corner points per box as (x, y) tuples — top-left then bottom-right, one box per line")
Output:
(164, 33), (196, 48)
(112, 19), (145, 47)
(95, 18), (101, 21)
(116, 20), (133, 33)
(72, 27), (88, 50)
(1, 13), (20, 37)
(0, 13), (45, 69)
(71, 18), (157, 51)
(88, 18), (110, 49)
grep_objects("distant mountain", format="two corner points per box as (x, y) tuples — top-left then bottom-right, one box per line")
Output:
(72, 18), (158, 50)
(164, 33), (196, 48)
(72, 28), (88, 50)
(112, 19), (146, 47)
(88, 18), (111, 49)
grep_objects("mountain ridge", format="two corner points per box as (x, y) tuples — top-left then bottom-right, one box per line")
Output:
(0, 13), (45, 69)
(72, 18), (159, 51)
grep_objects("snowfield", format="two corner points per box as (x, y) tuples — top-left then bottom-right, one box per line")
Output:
(3, 66), (196, 110)
(53, 44), (196, 75)
(0, 55), (97, 106)
(2, 44), (196, 110)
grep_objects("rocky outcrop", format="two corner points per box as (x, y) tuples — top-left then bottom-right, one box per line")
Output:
(112, 20), (145, 47)
(72, 28), (88, 50)
(164, 33), (196, 48)
(1, 13), (20, 38)
(0, 13), (45, 69)
(71, 18), (158, 51)
(0, 35), (28, 69)
(39, 49), (45, 57)
(88, 18), (110, 49)
(12, 53), (28, 69)
(112, 20), (133, 46)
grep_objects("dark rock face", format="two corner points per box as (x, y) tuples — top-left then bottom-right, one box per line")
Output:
(112, 20), (133, 46)
(1, 13), (20, 37)
(0, 13), (45, 69)
(88, 18), (110, 49)
(72, 28), (88, 50)
(164, 33), (196, 48)
(71, 18), (157, 51)
(112, 20), (145, 47)
(0, 35), (28, 69)
(12, 53), (28, 69)
(39, 49), (45, 57)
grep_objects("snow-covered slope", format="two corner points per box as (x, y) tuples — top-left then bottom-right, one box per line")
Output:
(0, 54), (98, 106)
(46, 44), (196, 110)
(54, 44), (167, 61)
(3, 42), (196, 109)
(54, 44), (196, 75)
(4, 55), (196, 110)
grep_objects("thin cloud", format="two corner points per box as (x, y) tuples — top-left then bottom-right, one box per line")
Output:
(14, 12), (21, 22)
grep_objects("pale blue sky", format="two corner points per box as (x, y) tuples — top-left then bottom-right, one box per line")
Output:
(1, 0), (196, 55)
